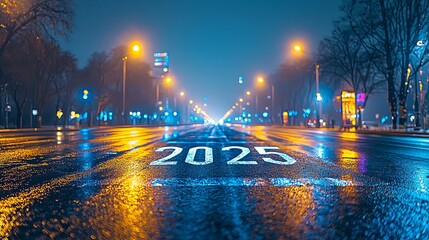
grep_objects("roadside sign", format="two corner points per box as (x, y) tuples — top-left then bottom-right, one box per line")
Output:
(153, 52), (169, 67)
(154, 52), (168, 58)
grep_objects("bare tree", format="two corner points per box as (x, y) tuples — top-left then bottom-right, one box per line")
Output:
(318, 21), (385, 127)
(273, 58), (315, 126)
(0, 0), (74, 58)
(82, 51), (112, 126)
(53, 51), (77, 127)
(27, 37), (67, 127)
(343, 0), (429, 129)
(2, 38), (33, 128)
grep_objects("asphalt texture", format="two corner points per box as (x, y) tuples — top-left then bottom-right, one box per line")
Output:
(0, 124), (429, 239)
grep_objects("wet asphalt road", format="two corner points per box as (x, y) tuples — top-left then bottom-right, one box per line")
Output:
(1, 124), (429, 239)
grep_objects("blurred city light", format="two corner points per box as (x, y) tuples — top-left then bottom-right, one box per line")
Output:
(316, 92), (323, 102)
(83, 89), (89, 100)
(56, 109), (63, 119)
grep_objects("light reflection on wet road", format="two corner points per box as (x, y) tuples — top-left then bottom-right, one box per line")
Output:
(0, 125), (428, 239)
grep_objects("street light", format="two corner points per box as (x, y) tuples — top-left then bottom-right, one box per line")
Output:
(256, 76), (275, 123)
(165, 77), (172, 84)
(122, 42), (142, 124)
(293, 44), (322, 128)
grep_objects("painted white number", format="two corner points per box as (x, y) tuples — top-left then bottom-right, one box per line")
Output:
(185, 146), (213, 165)
(254, 146), (296, 165)
(150, 147), (183, 165)
(222, 146), (255, 165)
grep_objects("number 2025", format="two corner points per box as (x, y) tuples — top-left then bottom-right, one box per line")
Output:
(150, 146), (296, 166)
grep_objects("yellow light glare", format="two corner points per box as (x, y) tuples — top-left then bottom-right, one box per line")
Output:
(180, 91), (185, 97)
(239, 98), (243, 102)
(189, 100), (194, 104)
(294, 45), (302, 52)
(165, 77), (172, 84)
(257, 77), (264, 84)
(246, 91), (251, 96)
(159, 106), (164, 111)
(132, 44), (141, 53)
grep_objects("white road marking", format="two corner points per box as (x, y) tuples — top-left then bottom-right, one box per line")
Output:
(150, 177), (366, 187)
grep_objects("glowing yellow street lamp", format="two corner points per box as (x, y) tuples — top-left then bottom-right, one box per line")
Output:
(257, 77), (264, 84)
(180, 91), (185, 97)
(246, 91), (251, 96)
(165, 77), (172, 85)
(293, 44), (302, 52)
(122, 41), (143, 124)
(189, 100), (194, 104)
(132, 44), (141, 53)
(239, 98), (244, 102)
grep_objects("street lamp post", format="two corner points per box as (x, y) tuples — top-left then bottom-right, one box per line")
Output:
(414, 69), (421, 130)
(256, 77), (276, 123)
(121, 56), (127, 124)
(3, 83), (9, 129)
(271, 83), (275, 124)
(179, 91), (185, 123)
(121, 43), (141, 125)
(293, 44), (322, 128)
(315, 63), (322, 128)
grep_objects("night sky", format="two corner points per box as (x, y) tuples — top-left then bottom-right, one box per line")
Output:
(61, 0), (343, 120)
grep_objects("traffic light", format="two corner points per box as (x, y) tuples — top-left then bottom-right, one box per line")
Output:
(83, 90), (89, 100)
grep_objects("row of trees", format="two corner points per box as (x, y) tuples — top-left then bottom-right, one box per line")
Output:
(0, 0), (74, 128)
(267, 0), (429, 129)
(1, 0), (156, 128)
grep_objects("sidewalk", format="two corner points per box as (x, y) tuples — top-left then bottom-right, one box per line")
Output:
(317, 125), (429, 138)
(357, 126), (429, 137)
(0, 125), (81, 133)
(0, 124), (200, 134)
(268, 124), (429, 138)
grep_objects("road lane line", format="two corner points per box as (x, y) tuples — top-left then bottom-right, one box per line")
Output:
(149, 177), (368, 187)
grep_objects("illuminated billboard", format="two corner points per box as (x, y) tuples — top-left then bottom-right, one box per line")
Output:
(341, 91), (357, 127)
